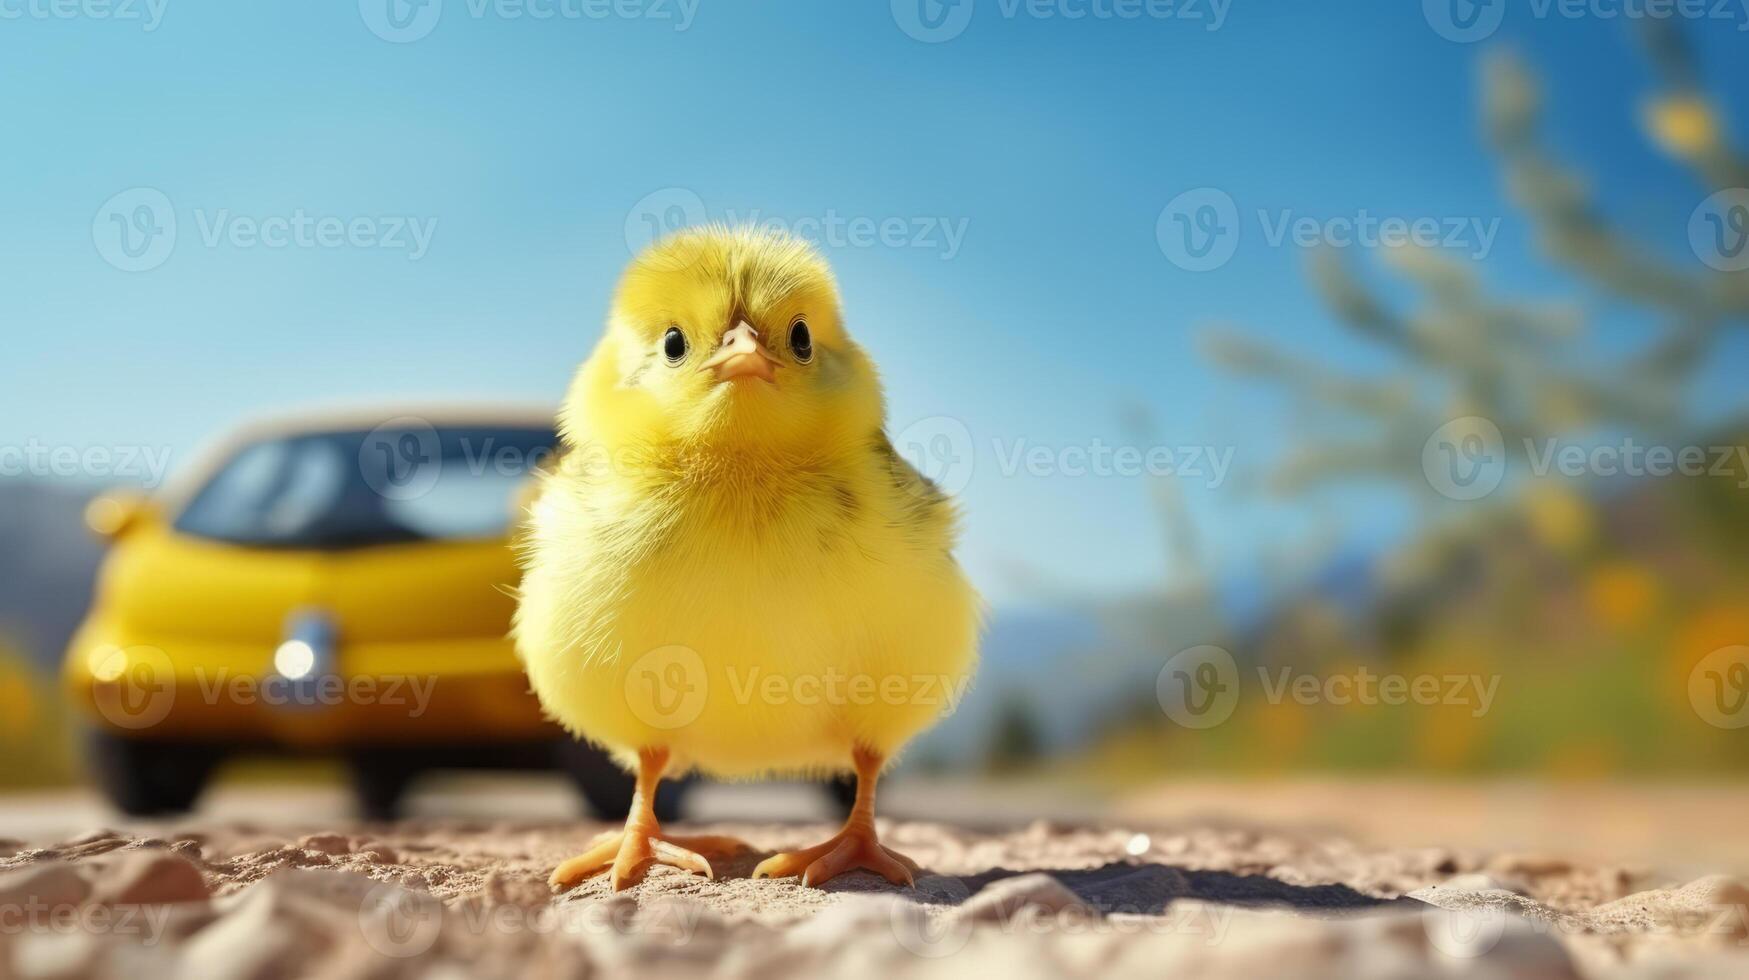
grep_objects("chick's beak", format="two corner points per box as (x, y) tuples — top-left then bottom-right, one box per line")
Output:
(699, 320), (779, 383)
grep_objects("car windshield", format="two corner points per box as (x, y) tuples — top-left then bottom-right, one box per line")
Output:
(173, 424), (558, 549)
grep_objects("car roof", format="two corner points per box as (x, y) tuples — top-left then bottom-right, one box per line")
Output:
(225, 403), (558, 440)
(156, 402), (559, 509)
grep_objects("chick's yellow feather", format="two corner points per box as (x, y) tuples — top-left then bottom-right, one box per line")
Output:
(515, 227), (980, 780)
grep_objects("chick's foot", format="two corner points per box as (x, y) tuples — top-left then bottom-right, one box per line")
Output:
(548, 746), (745, 893)
(753, 746), (918, 888)
(549, 827), (744, 892)
(753, 825), (919, 887)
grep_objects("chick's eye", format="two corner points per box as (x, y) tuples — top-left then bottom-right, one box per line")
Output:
(662, 327), (688, 363)
(789, 319), (813, 362)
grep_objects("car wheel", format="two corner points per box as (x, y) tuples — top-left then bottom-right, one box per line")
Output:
(87, 732), (218, 817)
(556, 739), (684, 821)
(825, 774), (857, 818)
(350, 757), (421, 821)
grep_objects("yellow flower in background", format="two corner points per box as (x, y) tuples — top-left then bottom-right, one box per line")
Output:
(1415, 702), (1482, 771)
(0, 653), (39, 742)
(1643, 95), (1719, 157)
(1252, 697), (1311, 768)
(1544, 739), (1617, 779)
(1586, 562), (1659, 631)
(1522, 483), (1592, 554)
(1667, 604), (1749, 712)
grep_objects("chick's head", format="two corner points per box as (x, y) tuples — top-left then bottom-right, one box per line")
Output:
(567, 226), (883, 454)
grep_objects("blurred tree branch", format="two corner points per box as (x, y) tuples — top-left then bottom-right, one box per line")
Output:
(1205, 28), (1747, 501)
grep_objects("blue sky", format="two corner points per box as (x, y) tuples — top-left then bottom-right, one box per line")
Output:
(3, 1), (1746, 608)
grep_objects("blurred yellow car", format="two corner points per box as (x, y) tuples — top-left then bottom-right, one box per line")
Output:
(63, 407), (664, 819)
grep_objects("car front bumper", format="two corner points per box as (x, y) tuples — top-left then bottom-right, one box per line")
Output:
(65, 622), (557, 747)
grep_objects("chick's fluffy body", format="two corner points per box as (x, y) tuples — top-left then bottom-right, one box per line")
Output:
(515, 228), (980, 778)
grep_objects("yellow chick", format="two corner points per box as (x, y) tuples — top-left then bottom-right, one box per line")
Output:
(516, 226), (981, 892)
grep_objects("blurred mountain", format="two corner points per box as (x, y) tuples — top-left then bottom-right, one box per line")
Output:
(0, 481), (104, 671)
(912, 585), (1232, 768)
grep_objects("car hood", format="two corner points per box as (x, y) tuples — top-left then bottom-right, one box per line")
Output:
(100, 524), (523, 644)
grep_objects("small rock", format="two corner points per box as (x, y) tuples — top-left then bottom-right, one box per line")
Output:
(1488, 853), (1572, 877)
(94, 851), (210, 905)
(483, 871), (550, 908)
(356, 844), (400, 864)
(788, 893), (906, 947)
(296, 833), (352, 856)
(182, 881), (309, 980)
(66, 828), (122, 846)
(1687, 876), (1749, 942)
(248, 867), (384, 905)
(955, 872), (1089, 924)
(14, 931), (103, 979)
(1600, 875), (1749, 943)
(0, 862), (92, 910)
(1368, 908), (1582, 979)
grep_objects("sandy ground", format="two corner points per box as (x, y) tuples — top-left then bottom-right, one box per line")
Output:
(1, 778), (1746, 979)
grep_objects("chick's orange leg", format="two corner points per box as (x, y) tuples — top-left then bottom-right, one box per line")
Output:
(549, 747), (742, 892)
(753, 746), (919, 887)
